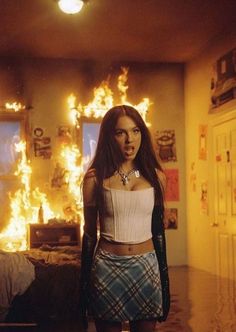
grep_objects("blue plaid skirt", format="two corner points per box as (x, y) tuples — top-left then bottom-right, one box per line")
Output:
(89, 248), (163, 322)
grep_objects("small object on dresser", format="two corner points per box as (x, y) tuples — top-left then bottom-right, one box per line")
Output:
(38, 204), (44, 224)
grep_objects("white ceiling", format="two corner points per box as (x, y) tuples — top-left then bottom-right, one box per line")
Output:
(0, 0), (236, 63)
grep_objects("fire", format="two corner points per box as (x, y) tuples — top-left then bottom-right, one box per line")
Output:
(31, 187), (56, 222)
(68, 67), (151, 124)
(67, 94), (78, 126)
(117, 66), (129, 104)
(5, 102), (25, 112)
(117, 67), (151, 125)
(0, 67), (152, 251)
(60, 144), (84, 209)
(0, 141), (56, 251)
(69, 79), (114, 124)
(0, 141), (32, 251)
(15, 141), (31, 197)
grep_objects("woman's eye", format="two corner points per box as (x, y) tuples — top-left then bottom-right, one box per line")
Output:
(133, 128), (140, 134)
(115, 130), (124, 137)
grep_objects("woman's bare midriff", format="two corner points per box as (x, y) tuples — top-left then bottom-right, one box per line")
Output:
(98, 237), (154, 256)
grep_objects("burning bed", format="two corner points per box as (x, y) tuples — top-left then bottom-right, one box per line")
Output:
(0, 245), (82, 325)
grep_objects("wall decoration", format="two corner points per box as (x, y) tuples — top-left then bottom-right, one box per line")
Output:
(51, 162), (68, 189)
(200, 181), (208, 215)
(164, 208), (178, 229)
(164, 168), (179, 201)
(57, 125), (73, 145)
(199, 124), (208, 160)
(190, 162), (197, 192)
(190, 173), (197, 192)
(155, 129), (177, 162)
(210, 47), (236, 111)
(33, 127), (52, 159)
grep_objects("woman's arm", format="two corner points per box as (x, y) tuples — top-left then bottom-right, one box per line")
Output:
(79, 171), (98, 329)
(152, 169), (170, 322)
(82, 170), (98, 238)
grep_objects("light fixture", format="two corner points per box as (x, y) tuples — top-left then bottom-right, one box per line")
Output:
(58, 0), (86, 14)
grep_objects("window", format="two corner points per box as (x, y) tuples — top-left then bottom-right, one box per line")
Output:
(0, 112), (27, 229)
(81, 118), (100, 171)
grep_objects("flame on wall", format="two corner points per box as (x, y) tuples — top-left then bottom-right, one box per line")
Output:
(0, 67), (151, 251)
(69, 67), (151, 125)
(5, 102), (25, 112)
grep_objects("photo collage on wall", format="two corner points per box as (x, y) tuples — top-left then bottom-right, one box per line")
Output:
(155, 129), (179, 230)
(33, 127), (52, 159)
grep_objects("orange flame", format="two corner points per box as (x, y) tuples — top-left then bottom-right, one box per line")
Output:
(68, 67), (151, 125)
(117, 67), (129, 104)
(5, 102), (25, 112)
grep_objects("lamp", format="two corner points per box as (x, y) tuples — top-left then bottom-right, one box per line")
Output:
(58, 0), (86, 14)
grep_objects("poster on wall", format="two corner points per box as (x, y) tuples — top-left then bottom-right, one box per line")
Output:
(33, 127), (52, 159)
(200, 181), (208, 215)
(57, 125), (73, 145)
(199, 124), (208, 160)
(51, 162), (68, 189)
(190, 162), (197, 192)
(210, 47), (236, 111)
(164, 168), (179, 201)
(155, 129), (177, 162)
(164, 208), (178, 230)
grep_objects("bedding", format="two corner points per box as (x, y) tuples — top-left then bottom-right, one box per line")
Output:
(1, 245), (82, 324)
(0, 250), (35, 321)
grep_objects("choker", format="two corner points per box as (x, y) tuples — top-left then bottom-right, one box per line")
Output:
(117, 168), (140, 185)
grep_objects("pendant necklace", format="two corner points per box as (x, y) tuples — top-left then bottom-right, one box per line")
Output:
(117, 168), (140, 185)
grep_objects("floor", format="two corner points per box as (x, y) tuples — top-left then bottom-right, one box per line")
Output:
(155, 266), (236, 332)
(1, 266), (236, 332)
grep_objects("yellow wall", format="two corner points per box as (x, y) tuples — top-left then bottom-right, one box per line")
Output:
(0, 59), (186, 265)
(185, 32), (236, 273)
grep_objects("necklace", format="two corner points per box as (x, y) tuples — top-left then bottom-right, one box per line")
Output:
(117, 168), (140, 185)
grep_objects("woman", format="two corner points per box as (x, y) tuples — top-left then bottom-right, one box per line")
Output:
(80, 105), (170, 332)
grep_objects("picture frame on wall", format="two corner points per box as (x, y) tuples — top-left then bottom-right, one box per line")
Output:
(209, 47), (236, 112)
(155, 129), (177, 163)
(164, 208), (178, 230)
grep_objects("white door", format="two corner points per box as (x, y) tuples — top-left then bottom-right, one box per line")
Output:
(213, 117), (236, 280)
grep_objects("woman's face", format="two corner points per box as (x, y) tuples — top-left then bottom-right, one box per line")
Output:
(114, 115), (141, 161)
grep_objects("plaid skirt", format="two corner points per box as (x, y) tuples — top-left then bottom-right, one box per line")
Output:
(89, 248), (163, 322)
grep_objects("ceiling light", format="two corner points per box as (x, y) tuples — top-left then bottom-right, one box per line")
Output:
(58, 0), (85, 14)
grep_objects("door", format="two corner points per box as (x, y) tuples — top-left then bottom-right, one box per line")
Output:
(213, 117), (236, 280)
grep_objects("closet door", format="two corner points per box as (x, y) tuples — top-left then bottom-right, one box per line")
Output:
(213, 117), (236, 280)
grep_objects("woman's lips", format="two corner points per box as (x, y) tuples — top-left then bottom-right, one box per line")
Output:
(124, 146), (135, 156)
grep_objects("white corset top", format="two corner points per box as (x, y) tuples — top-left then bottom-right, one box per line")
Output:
(100, 187), (154, 244)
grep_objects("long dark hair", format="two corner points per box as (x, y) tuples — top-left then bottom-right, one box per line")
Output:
(85, 105), (164, 213)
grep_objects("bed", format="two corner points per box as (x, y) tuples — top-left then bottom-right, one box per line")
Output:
(0, 245), (83, 326)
